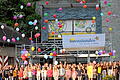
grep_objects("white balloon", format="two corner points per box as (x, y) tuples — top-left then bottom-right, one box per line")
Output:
(1, 25), (4, 29)
(35, 26), (38, 30)
(55, 19), (58, 22)
(96, 4), (99, 7)
(7, 39), (10, 42)
(20, 5), (24, 9)
(54, 61), (58, 65)
(16, 28), (19, 31)
(95, 51), (99, 54)
(60, 49), (62, 53)
(58, 35), (61, 38)
(22, 34), (25, 37)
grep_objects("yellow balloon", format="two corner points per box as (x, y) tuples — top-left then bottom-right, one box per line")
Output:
(31, 47), (35, 51)
(70, 38), (75, 41)
(92, 17), (96, 20)
(50, 53), (53, 56)
(27, 53), (31, 56)
(108, 27), (113, 31)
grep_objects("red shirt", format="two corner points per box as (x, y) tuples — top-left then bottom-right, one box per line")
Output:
(47, 70), (53, 77)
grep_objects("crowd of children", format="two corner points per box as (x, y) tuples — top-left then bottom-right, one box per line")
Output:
(0, 61), (120, 80)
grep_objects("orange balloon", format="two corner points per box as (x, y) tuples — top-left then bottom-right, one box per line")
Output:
(44, 20), (49, 23)
(52, 31), (55, 34)
(92, 20), (96, 23)
(83, 5), (87, 8)
(14, 23), (19, 27)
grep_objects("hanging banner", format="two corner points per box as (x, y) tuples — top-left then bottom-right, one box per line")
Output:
(62, 34), (105, 51)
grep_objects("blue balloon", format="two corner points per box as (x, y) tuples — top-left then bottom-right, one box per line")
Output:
(28, 21), (33, 25)
(49, 56), (53, 59)
(100, 13), (104, 16)
(20, 51), (24, 54)
(16, 37), (20, 41)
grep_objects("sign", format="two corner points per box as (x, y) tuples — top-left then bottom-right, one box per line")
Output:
(62, 34), (105, 51)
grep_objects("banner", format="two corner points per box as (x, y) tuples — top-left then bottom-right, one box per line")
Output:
(62, 34), (105, 51)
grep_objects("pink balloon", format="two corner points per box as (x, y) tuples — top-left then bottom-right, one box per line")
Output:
(35, 33), (40, 38)
(13, 16), (17, 20)
(58, 8), (63, 11)
(2, 36), (6, 41)
(12, 38), (16, 42)
(106, 18), (110, 22)
(104, 0), (108, 5)
(27, 3), (31, 6)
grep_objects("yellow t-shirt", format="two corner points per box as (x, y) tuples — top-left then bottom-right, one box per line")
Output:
(13, 70), (17, 77)
(98, 67), (101, 73)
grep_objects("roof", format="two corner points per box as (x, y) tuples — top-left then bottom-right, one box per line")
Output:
(0, 23), (30, 45)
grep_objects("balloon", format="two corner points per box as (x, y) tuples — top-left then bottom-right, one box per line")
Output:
(58, 24), (62, 28)
(49, 56), (53, 59)
(24, 60), (28, 65)
(42, 27), (46, 30)
(70, 38), (75, 41)
(44, 20), (49, 23)
(14, 23), (19, 27)
(31, 46), (35, 51)
(34, 20), (37, 23)
(60, 49), (62, 53)
(80, 1), (83, 4)
(96, 7), (99, 10)
(45, 1), (49, 5)
(29, 37), (32, 40)
(1, 25), (4, 29)
(93, 61), (96, 64)
(106, 18), (110, 22)
(63, 49), (66, 51)
(58, 35), (62, 38)
(107, 3), (112, 6)
(108, 11), (112, 15)
(100, 13), (104, 16)
(12, 38), (16, 42)
(83, 5), (87, 8)
(102, 51), (106, 54)
(92, 20), (95, 23)
(109, 52), (113, 56)
(44, 54), (48, 59)
(33, 22), (37, 26)
(13, 16), (17, 20)
(108, 27), (113, 31)
(98, 52), (102, 55)
(95, 51), (99, 55)
(92, 17), (96, 20)
(22, 34), (25, 38)
(104, 1), (108, 5)
(20, 5), (24, 9)
(96, 4), (99, 7)
(28, 21), (33, 25)
(99, 50), (103, 53)
(52, 32), (55, 34)
(16, 28), (19, 31)
(27, 3), (31, 7)
(53, 51), (56, 54)
(50, 53), (53, 56)
(35, 26), (38, 30)
(55, 19), (58, 22)
(44, 13), (48, 16)
(53, 48), (56, 51)
(58, 8), (63, 11)
(112, 50), (116, 53)
(7, 39), (10, 42)
(2, 36), (6, 41)
(27, 53), (31, 56)
(22, 56), (26, 61)
(35, 33), (40, 38)
(54, 61), (58, 65)
(82, 1), (86, 3)
(53, 14), (57, 18)
(19, 15), (23, 18)
(38, 48), (41, 52)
